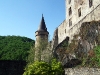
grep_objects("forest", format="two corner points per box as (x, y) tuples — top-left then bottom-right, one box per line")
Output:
(0, 35), (35, 61)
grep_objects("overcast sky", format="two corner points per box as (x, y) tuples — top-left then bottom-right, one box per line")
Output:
(0, 0), (65, 40)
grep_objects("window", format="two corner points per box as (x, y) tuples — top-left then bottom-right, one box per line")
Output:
(78, 8), (81, 17)
(65, 29), (66, 33)
(89, 0), (93, 7)
(69, 7), (72, 16)
(69, 0), (71, 4)
(69, 18), (72, 27)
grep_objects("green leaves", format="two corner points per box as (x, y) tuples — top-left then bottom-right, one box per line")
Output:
(23, 59), (64, 75)
(80, 45), (100, 67)
(0, 35), (35, 60)
(91, 46), (100, 67)
(51, 59), (64, 75)
(23, 61), (50, 75)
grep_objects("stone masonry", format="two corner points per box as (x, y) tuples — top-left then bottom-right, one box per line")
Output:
(65, 68), (100, 75)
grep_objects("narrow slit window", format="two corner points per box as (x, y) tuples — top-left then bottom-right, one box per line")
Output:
(69, 18), (72, 27)
(78, 8), (81, 17)
(69, 7), (72, 16)
(65, 29), (66, 33)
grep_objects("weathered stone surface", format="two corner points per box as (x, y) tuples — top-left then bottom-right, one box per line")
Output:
(77, 21), (100, 57)
(65, 68), (100, 75)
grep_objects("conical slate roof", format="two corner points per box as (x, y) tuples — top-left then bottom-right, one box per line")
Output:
(37, 14), (47, 32)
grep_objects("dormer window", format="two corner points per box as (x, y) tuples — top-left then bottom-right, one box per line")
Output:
(69, 7), (72, 16)
(89, 0), (93, 7)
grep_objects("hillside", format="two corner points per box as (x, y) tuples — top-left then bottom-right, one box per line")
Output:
(0, 35), (35, 60)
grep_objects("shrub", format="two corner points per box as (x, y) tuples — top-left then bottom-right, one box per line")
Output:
(90, 46), (100, 67)
(23, 59), (64, 75)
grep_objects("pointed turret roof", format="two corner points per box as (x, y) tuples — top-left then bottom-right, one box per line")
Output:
(37, 14), (47, 32)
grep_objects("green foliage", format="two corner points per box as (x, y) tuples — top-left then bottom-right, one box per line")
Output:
(23, 59), (64, 75)
(89, 46), (100, 67)
(0, 35), (35, 60)
(23, 61), (50, 75)
(50, 59), (64, 75)
(78, 45), (100, 67)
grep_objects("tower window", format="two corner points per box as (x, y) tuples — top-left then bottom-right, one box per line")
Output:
(89, 0), (93, 7)
(78, 8), (81, 17)
(69, 7), (72, 16)
(69, 0), (71, 4)
(69, 18), (72, 27)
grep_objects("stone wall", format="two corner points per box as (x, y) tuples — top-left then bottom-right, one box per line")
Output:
(65, 68), (100, 75)
(58, 20), (68, 44)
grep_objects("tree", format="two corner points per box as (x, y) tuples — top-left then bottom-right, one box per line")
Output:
(27, 46), (35, 64)
(0, 35), (35, 60)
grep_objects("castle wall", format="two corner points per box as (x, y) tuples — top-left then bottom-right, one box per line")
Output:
(69, 3), (100, 40)
(56, 0), (100, 44)
(51, 28), (58, 50)
(65, 0), (100, 40)
(57, 20), (68, 43)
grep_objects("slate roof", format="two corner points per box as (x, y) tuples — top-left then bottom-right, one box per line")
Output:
(37, 14), (47, 32)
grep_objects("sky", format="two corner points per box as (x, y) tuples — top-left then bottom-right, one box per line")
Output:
(0, 0), (66, 40)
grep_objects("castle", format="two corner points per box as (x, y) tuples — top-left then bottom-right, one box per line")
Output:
(53, 0), (100, 45)
(35, 0), (100, 61)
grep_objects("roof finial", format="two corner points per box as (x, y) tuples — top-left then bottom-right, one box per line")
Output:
(42, 13), (43, 17)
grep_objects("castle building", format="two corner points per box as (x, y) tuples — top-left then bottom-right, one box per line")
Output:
(34, 14), (49, 61)
(53, 0), (100, 45)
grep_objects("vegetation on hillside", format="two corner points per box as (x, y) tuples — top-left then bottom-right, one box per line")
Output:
(0, 35), (35, 60)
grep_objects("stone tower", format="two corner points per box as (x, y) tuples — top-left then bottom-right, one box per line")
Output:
(34, 14), (49, 61)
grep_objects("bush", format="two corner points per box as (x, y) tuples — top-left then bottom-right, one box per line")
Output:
(90, 46), (100, 67)
(79, 45), (100, 67)
(23, 59), (64, 75)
